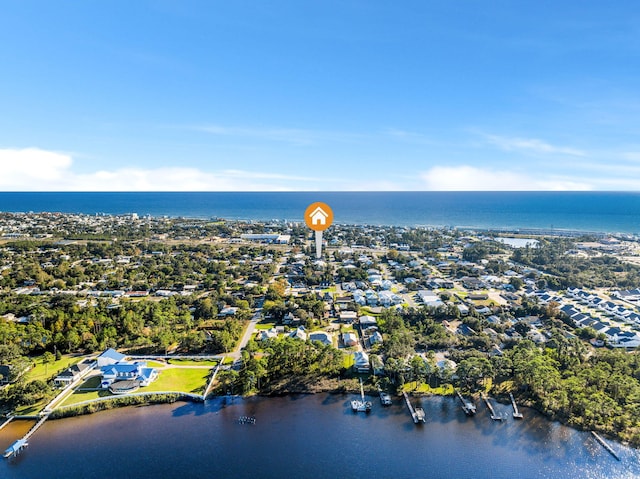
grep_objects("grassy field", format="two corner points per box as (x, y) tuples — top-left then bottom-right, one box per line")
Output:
(254, 320), (277, 330)
(166, 359), (218, 366)
(402, 382), (455, 395)
(144, 368), (210, 394)
(146, 360), (167, 368)
(14, 398), (49, 416)
(59, 389), (110, 407)
(24, 354), (83, 382)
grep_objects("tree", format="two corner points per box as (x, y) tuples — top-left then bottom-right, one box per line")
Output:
(509, 277), (524, 291)
(456, 356), (493, 391)
(42, 351), (55, 375)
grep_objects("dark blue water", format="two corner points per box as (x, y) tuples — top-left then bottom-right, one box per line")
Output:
(1, 395), (638, 479)
(1, 192), (640, 233)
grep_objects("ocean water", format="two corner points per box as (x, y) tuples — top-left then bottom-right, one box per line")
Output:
(1, 395), (638, 479)
(0, 191), (639, 234)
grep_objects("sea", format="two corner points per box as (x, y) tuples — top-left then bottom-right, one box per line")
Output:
(1, 191), (640, 234)
(1, 395), (638, 479)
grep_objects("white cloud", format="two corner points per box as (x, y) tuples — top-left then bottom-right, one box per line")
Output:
(0, 148), (312, 191)
(420, 165), (591, 191)
(485, 134), (586, 157)
(0, 148), (73, 184)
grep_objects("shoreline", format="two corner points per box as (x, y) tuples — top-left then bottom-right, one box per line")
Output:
(38, 386), (635, 451)
(2, 192), (640, 235)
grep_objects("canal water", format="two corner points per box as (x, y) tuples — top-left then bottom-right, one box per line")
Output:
(1, 395), (638, 479)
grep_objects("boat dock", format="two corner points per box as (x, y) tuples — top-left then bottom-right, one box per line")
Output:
(351, 379), (372, 413)
(510, 393), (523, 419)
(3, 412), (50, 459)
(456, 390), (476, 416)
(402, 392), (426, 424)
(481, 393), (502, 421)
(591, 431), (620, 461)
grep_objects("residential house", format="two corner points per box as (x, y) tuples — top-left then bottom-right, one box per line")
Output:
(342, 332), (358, 347)
(353, 351), (370, 373)
(97, 348), (127, 367)
(100, 361), (158, 391)
(359, 315), (377, 328)
(54, 361), (93, 388)
(257, 328), (278, 341)
(289, 326), (307, 341)
(309, 331), (332, 346)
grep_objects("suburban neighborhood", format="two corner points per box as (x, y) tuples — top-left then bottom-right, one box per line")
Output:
(1, 212), (640, 448)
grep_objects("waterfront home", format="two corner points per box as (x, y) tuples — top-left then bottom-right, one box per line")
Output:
(97, 348), (127, 367)
(353, 351), (370, 373)
(54, 361), (93, 388)
(100, 361), (158, 390)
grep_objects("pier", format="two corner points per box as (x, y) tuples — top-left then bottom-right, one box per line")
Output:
(456, 390), (476, 416)
(351, 379), (372, 413)
(402, 392), (426, 424)
(591, 431), (620, 461)
(481, 393), (502, 421)
(3, 412), (50, 459)
(510, 393), (523, 419)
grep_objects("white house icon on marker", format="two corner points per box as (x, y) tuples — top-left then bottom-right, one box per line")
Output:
(309, 206), (329, 226)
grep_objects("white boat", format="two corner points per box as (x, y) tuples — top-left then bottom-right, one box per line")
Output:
(351, 399), (372, 412)
(352, 378), (372, 413)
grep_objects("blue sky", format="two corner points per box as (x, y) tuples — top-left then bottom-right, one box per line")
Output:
(1, 1), (640, 191)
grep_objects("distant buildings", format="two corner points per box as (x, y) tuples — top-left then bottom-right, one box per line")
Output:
(240, 234), (291, 244)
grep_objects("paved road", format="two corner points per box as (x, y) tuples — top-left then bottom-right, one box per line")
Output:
(230, 297), (264, 360)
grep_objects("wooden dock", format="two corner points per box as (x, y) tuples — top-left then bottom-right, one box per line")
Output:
(403, 392), (426, 424)
(591, 431), (620, 461)
(456, 390), (476, 416)
(510, 393), (523, 419)
(481, 393), (502, 421)
(4, 413), (50, 459)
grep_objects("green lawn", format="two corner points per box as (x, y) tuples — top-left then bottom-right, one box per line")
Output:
(14, 398), (49, 416)
(58, 367), (212, 407)
(342, 353), (355, 369)
(403, 382), (455, 395)
(59, 389), (111, 407)
(76, 376), (102, 389)
(146, 360), (167, 368)
(254, 320), (277, 330)
(166, 359), (218, 367)
(143, 368), (210, 394)
(25, 354), (83, 382)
